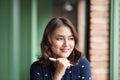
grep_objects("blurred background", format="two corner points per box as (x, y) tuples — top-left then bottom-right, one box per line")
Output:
(0, 0), (119, 80)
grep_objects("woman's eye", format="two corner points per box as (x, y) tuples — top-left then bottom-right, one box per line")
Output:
(69, 37), (74, 40)
(56, 37), (63, 40)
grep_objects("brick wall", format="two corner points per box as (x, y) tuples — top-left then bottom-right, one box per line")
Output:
(89, 0), (110, 80)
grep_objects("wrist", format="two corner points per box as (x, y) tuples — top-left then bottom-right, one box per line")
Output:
(53, 72), (64, 80)
(52, 77), (61, 80)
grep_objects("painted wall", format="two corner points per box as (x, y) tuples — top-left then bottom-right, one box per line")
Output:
(0, 0), (52, 80)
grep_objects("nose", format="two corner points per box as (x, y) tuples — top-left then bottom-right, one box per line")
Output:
(63, 39), (68, 47)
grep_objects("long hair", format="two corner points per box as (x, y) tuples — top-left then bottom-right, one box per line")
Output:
(39, 17), (81, 66)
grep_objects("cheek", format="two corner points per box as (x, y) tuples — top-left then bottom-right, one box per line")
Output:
(50, 43), (61, 56)
(71, 41), (75, 47)
(50, 41), (62, 49)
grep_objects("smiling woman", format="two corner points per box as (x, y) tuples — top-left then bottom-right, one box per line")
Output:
(48, 25), (75, 58)
(30, 17), (92, 80)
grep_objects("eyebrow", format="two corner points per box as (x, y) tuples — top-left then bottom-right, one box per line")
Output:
(55, 35), (74, 37)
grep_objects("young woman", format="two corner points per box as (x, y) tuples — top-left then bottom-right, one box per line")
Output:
(30, 17), (92, 80)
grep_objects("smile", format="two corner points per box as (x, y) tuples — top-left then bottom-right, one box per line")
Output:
(60, 49), (69, 52)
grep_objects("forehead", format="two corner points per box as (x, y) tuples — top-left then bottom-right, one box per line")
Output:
(52, 25), (73, 35)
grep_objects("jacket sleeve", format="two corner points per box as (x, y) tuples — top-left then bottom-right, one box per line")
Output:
(30, 61), (43, 80)
(79, 57), (92, 80)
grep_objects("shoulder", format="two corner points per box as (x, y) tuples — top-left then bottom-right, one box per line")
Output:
(79, 56), (89, 63)
(30, 60), (50, 71)
(30, 61), (47, 80)
(30, 61), (40, 67)
(30, 61), (42, 71)
(78, 56), (90, 67)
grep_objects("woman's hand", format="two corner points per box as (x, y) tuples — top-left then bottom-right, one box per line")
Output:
(52, 58), (71, 80)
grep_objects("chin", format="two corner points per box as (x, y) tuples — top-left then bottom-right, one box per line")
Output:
(60, 55), (70, 58)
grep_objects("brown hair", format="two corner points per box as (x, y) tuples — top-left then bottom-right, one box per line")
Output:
(39, 17), (81, 66)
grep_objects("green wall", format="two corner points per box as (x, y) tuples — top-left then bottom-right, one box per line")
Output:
(0, 0), (9, 79)
(0, 0), (52, 80)
(35, 0), (52, 62)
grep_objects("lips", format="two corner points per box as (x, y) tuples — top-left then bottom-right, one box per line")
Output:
(60, 48), (69, 53)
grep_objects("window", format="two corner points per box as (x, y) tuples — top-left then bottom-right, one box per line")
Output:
(110, 0), (120, 80)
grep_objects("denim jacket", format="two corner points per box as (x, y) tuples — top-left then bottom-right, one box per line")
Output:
(30, 57), (92, 80)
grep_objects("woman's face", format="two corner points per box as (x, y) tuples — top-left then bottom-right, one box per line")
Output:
(48, 25), (75, 58)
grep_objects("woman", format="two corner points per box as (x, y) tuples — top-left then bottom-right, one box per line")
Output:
(30, 17), (92, 80)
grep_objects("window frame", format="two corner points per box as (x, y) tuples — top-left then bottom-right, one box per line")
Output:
(110, 0), (120, 80)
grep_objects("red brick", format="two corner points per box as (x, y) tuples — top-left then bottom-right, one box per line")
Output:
(91, 68), (109, 74)
(91, 5), (109, 11)
(90, 30), (109, 36)
(90, 0), (109, 5)
(90, 36), (109, 43)
(90, 61), (109, 68)
(90, 17), (109, 24)
(90, 43), (108, 49)
(90, 55), (109, 61)
(92, 73), (109, 80)
(90, 11), (109, 18)
(89, 0), (110, 80)
(90, 24), (109, 30)
(89, 49), (108, 55)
